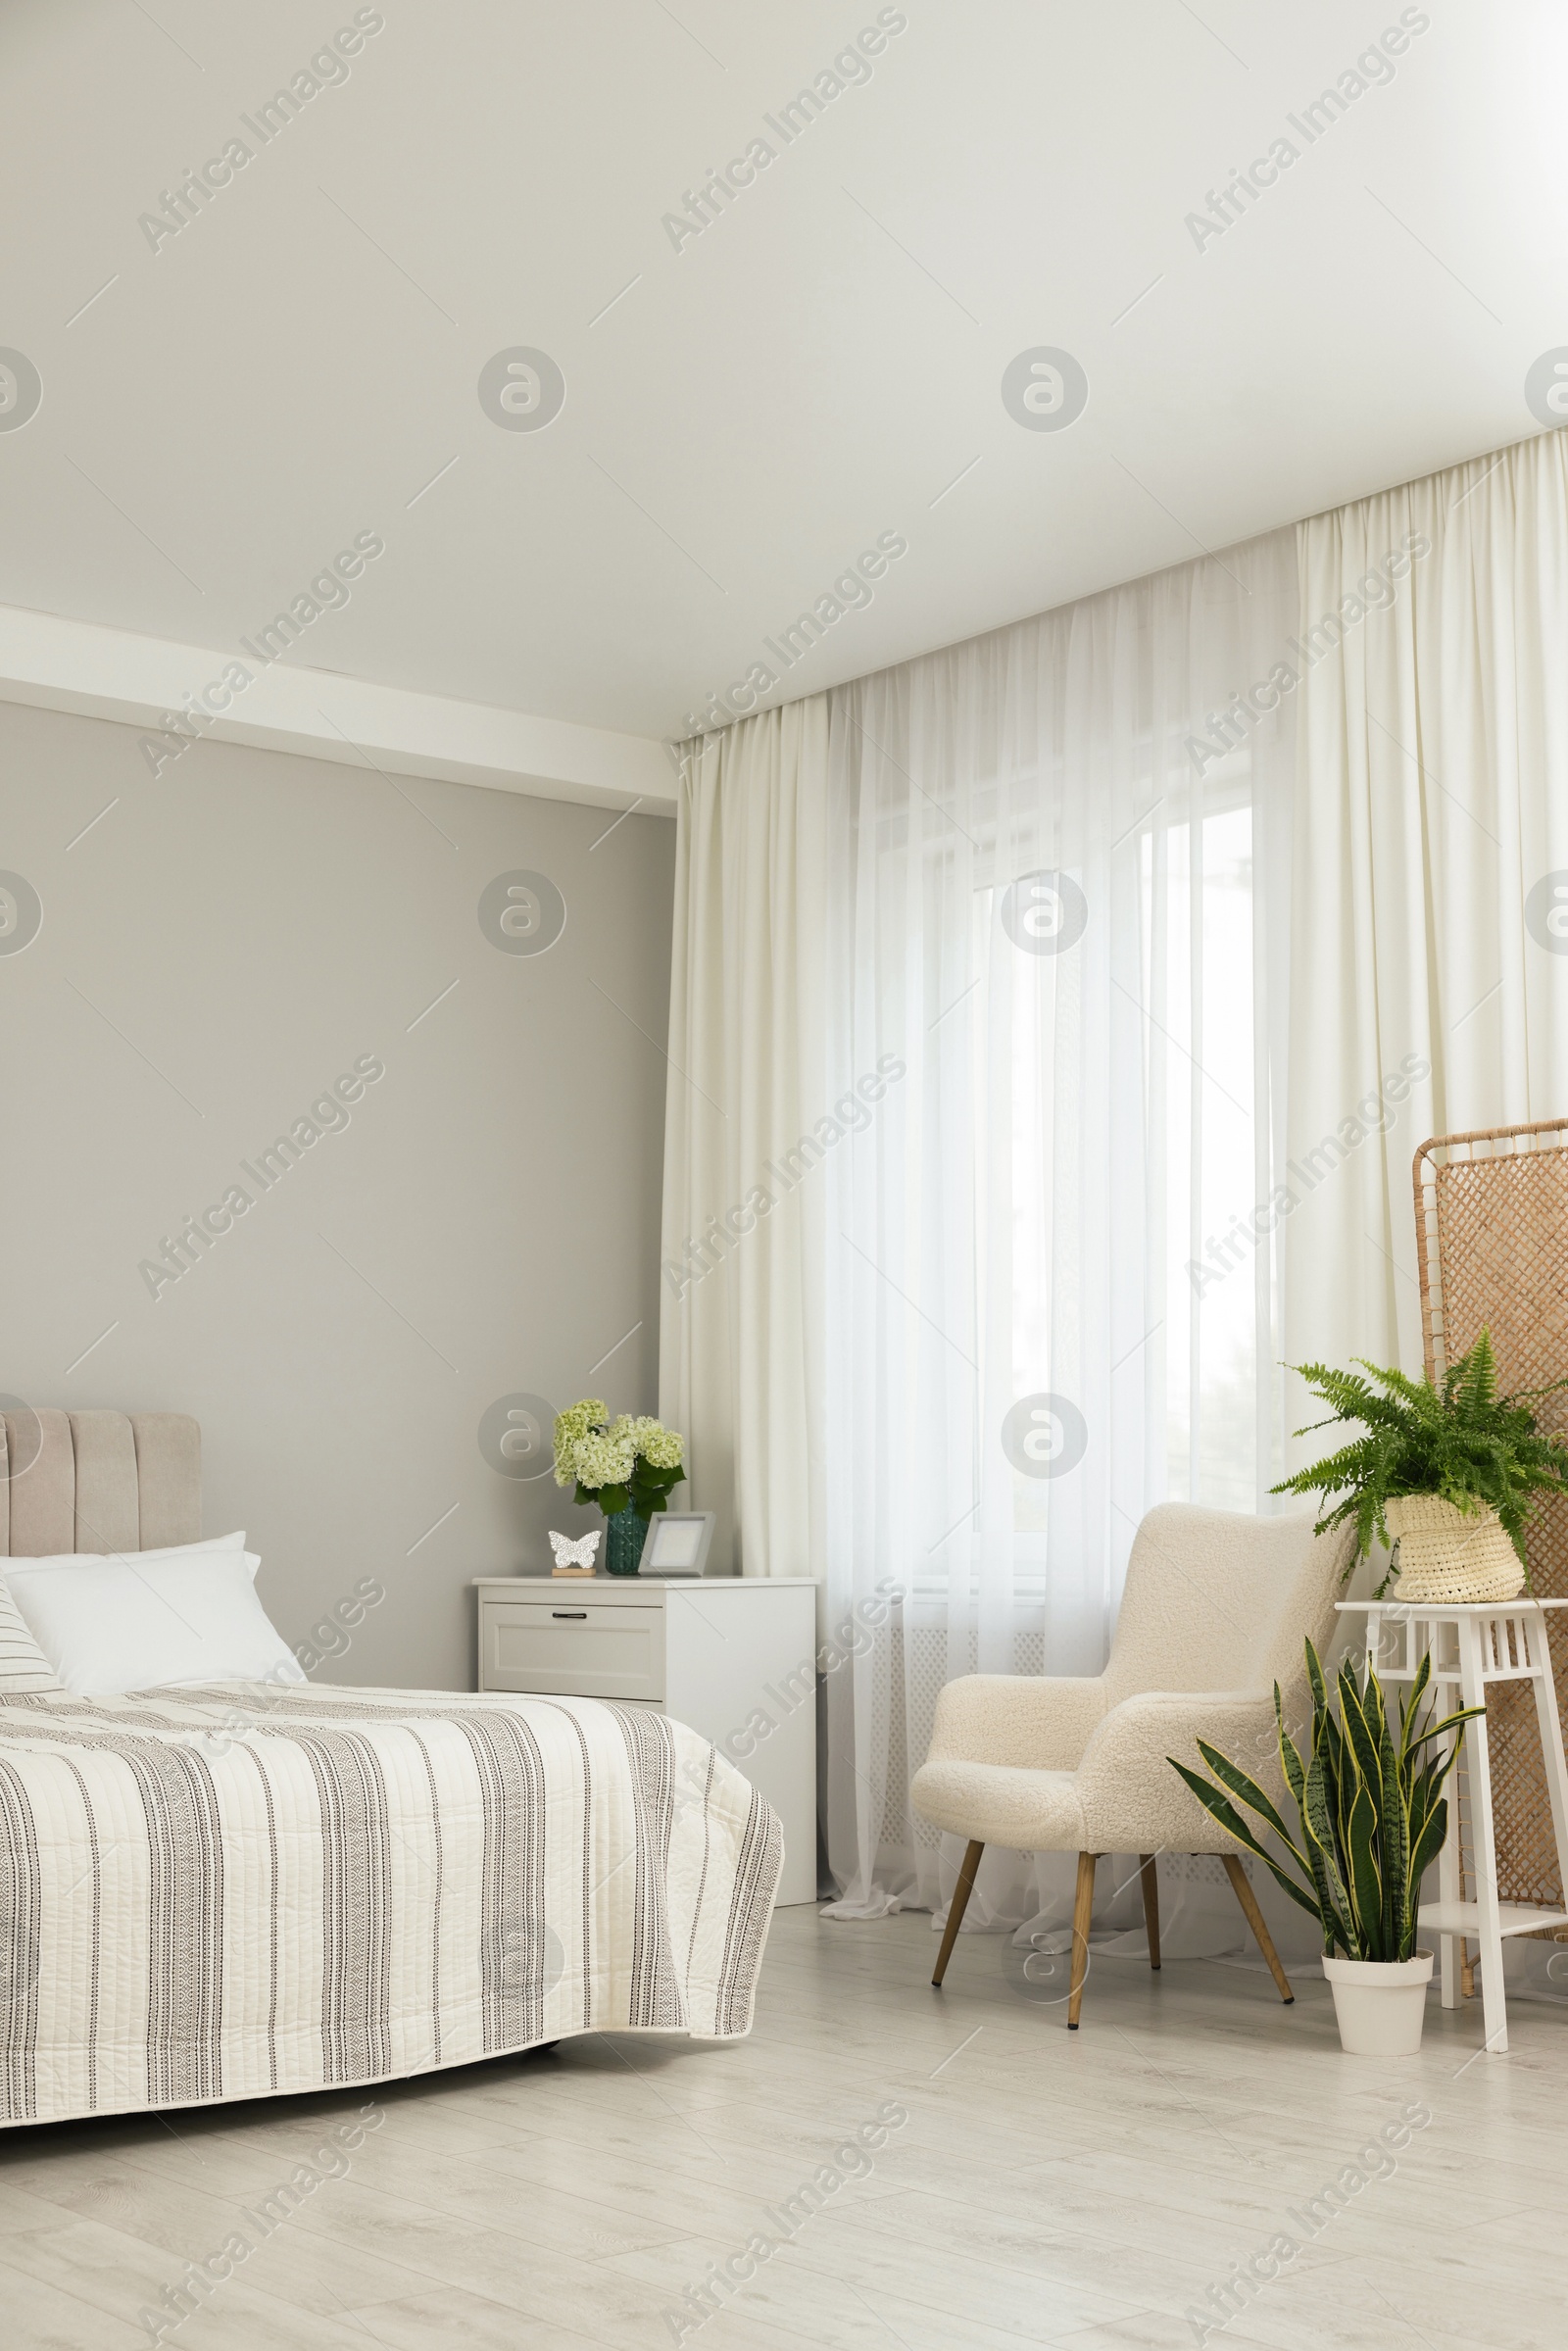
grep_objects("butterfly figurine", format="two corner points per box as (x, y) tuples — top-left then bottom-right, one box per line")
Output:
(549, 1529), (601, 1576)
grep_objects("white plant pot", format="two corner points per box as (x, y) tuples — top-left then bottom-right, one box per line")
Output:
(1322, 1951), (1434, 2055)
(1382, 1494), (1524, 1603)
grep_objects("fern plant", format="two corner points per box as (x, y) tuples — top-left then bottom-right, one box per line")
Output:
(1169, 1641), (1483, 1962)
(1271, 1328), (1568, 1581)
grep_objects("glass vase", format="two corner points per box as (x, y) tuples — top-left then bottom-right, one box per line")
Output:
(604, 1504), (649, 1577)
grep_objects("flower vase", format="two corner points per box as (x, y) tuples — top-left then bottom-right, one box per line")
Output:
(604, 1504), (649, 1578)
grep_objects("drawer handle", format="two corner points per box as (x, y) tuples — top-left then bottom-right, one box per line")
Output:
(551, 1610), (589, 1619)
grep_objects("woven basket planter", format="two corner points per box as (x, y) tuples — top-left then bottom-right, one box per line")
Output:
(1384, 1494), (1526, 1604)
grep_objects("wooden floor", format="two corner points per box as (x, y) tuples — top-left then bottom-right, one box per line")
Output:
(1, 1905), (1564, 2350)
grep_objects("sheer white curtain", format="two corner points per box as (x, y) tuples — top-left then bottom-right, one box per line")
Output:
(813, 531), (1299, 1931)
(662, 527), (1303, 1938)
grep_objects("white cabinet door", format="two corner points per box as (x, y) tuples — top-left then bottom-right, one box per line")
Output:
(481, 1599), (664, 1701)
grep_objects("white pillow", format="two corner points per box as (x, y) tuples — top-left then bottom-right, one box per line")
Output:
(4, 1534), (304, 1696)
(0, 1534), (248, 1695)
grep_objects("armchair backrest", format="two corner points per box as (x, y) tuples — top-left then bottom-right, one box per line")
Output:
(1103, 1502), (1349, 1705)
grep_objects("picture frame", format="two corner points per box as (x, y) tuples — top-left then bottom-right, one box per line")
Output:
(640, 1511), (716, 1575)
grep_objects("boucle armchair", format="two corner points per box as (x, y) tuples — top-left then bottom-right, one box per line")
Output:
(911, 1503), (1352, 2027)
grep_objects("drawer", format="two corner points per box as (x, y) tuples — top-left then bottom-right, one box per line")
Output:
(480, 1599), (664, 1701)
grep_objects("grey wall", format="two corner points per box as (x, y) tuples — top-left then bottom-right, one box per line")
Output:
(0, 696), (675, 1690)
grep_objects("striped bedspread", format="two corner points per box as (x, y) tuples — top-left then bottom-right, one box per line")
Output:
(0, 1682), (782, 2129)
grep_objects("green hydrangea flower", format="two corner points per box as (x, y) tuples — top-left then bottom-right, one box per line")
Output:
(552, 1397), (607, 1488)
(572, 1430), (637, 1490)
(550, 1400), (686, 1513)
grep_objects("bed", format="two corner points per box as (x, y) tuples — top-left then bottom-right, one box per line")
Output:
(0, 1411), (782, 2130)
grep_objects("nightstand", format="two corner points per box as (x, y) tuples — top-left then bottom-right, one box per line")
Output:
(472, 1575), (818, 1905)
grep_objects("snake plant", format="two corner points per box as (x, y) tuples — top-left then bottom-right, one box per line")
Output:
(1168, 1641), (1484, 1962)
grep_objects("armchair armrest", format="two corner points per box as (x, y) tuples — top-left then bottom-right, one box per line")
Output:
(926, 1674), (1108, 1772)
(1075, 1690), (1285, 1855)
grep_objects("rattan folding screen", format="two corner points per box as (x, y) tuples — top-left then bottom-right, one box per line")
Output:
(1414, 1116), (1568, 1920)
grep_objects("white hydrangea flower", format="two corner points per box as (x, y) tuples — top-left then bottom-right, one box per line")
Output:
(571, 1430), (637, 1490)
(609, 1414), (684, 1469)
(553, 1397), (608, 1487)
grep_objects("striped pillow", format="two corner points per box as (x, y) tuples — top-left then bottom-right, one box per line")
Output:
(0, 1575), (63, 1691)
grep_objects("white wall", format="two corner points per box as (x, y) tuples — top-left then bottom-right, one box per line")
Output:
(0, 697), (675, 1690)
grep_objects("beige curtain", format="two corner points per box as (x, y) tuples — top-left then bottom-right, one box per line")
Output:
(1286, 431), (1568, 1434)
(658, 698), (831, 1580)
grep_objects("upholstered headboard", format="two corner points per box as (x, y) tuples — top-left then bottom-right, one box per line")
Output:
(0, 1410), (200, 1555)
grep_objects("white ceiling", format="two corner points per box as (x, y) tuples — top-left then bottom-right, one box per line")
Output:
(2, 0), (1564, 748)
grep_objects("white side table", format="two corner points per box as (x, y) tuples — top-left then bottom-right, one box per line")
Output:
(1339, 1597), (1568, 2055)
(473, 1575), (819, 1906)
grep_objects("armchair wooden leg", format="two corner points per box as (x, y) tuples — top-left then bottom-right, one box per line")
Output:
(931, 1840), (984, 1987)
(1222, 1854), (1294, 2003)
(1139, 1855), (1161, 1972)
(1067, 1851), (1098, 2029)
